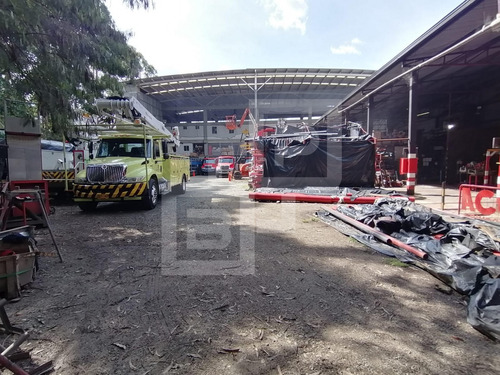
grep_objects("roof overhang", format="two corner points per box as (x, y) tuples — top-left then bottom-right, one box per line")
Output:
(317, 0), (500, 125)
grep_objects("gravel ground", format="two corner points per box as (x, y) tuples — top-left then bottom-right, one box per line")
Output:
(2, 176), (499, 374)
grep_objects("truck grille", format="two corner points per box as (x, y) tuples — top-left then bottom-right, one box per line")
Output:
(220, 165), (229, 171)
(87, 164), (126, 183)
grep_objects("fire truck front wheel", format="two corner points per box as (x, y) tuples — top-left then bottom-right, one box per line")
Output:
(143, 178), (159, 210)
(78, 201), (98, 212)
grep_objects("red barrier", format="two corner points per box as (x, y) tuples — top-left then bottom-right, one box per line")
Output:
(249, 192), (415, 204)
(458, 184), (500, 216)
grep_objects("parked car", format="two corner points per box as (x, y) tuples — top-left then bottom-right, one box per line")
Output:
(201, 157), (217, 175)
(215, 156), (236, 178)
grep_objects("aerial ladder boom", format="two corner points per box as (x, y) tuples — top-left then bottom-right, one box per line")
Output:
(95, 96), (180, 147)
(239, 108), (250, 127)
(225, 107), (251, 131)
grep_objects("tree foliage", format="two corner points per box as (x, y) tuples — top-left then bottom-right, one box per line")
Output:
(0, 0), (156, 135)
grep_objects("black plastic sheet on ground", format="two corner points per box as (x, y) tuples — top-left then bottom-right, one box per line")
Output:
(318, 198), (500, 341)
(260, 135), (375, 188)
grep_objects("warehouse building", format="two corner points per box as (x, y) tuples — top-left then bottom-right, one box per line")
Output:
(128, 0), (500, 192)
(126, 68), (374, 157)
(317, 0), (500, 191)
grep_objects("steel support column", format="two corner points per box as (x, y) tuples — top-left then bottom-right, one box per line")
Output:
(407, 72), (419, 196)
(367, 96), (374, 135)
(203, 110), (208, 156)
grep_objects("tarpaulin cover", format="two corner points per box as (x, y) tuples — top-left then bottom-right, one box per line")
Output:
(41, 139), (74, 152)
(318, 198), (500, 341)
(260, 136), (375, 188)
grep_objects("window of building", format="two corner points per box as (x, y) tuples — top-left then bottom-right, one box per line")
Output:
(229, 129), (234, 134)
(212, 126), (217, 134)
(195, 125), (200, 130)
(183, 126), (187, 130)
(183, 145), (190, 152)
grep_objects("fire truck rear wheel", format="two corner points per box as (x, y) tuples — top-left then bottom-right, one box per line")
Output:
(78, 202), (98, 212)
(143, 178), (159, 210)
(175, 175), (187, 194)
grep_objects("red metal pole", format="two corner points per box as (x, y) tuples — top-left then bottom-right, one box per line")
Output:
(497, 162), (500, 212)
(0, 353), (30, 375)
(458, 185), (463, 215)
(322, 206), (428, 259)
(484, 151), (492, 185)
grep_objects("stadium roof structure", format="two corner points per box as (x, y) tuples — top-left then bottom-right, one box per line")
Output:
(133, 68), (374, 125)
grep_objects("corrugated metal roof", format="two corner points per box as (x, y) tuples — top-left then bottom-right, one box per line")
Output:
(134, 68), (374, 124)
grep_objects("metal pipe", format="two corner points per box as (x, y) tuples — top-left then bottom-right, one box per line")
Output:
(441, 182), (446, 210)
(322, 205), (428, 259)
(1, 332), (29, 356)
(0, 353), (30, 375)
(376, 137), (409, 142)
(63, 134), (69, 192)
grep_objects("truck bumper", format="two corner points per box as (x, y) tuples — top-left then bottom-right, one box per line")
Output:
(73, 182), (147, 201)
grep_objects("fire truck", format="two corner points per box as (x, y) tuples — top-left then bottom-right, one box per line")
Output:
(73, 96), (190, 211)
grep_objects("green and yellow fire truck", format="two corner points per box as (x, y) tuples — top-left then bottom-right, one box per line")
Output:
(73, 97), (190, 211)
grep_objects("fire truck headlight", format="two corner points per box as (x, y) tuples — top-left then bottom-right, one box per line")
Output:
(123, 176), (145, 183)
(74, 176), (87, 183)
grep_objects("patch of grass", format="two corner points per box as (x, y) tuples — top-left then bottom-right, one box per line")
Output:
(386, 258), (409, 267)
(302, 217), (320, 223)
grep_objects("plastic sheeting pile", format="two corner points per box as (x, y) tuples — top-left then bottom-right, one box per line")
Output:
(319, 198), (500, 341)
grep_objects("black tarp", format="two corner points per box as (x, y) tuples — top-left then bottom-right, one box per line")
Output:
(318, 198), (500, 341)
(41, 139), (74, 152)
(260, 135), (375, 188)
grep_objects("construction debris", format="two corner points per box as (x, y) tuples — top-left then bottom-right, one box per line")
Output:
(318, 197), (500, 340)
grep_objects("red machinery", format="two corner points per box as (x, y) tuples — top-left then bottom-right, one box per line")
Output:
(225, 108), (250, 131)
(375, 147), (403, 188)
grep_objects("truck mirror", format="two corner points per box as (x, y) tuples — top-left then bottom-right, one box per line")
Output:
(90, 154), (94, 160)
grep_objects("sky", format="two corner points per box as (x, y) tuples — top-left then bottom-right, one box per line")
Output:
(106, 0), (465, 77)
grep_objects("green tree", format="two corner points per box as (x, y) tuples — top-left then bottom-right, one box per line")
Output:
(0, 0), (156, 135)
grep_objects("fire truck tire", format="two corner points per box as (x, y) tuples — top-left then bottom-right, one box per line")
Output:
(143, 178), (159, 210)
(173, 175), (187, 195)
(78, 202), (98, 212)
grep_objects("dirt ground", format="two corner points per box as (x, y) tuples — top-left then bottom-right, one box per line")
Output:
(3, 176), (499, 374)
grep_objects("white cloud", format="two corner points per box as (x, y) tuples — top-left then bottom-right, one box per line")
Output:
(330, 38), (363, 55)
(260, 0), (308, 35)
